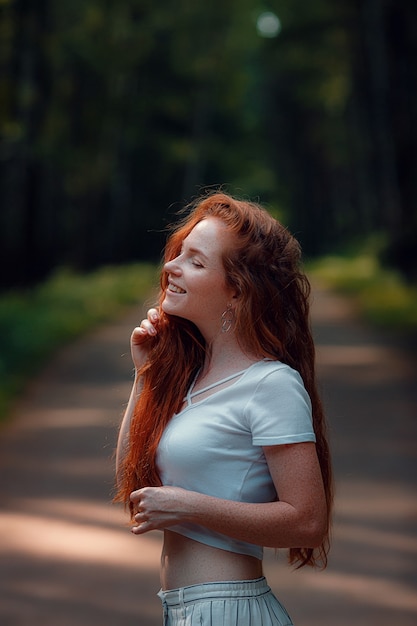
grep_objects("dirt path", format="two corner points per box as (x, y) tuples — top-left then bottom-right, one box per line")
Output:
(0, 287), (416, 626)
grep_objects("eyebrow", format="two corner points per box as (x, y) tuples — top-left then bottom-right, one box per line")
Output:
(181, 243), (209, 261)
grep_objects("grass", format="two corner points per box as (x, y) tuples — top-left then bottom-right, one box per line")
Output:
(307, 253), (417, 336)
(2, 253), (416, 424)
(0, 263), (158, 423)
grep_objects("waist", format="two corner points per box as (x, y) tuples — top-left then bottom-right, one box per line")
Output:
(158, 577), (270, 606)
(161, 530), (263, 590)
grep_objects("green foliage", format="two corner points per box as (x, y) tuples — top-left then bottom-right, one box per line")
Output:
(308, 254), (417, 335)
(0, 0), (416, 288)
(261, 0), (417, 266)
(0, 263), (158, 422)
(1, 0), (281, 289)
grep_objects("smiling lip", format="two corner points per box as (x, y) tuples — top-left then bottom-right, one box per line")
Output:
(168, 282), (186, 294)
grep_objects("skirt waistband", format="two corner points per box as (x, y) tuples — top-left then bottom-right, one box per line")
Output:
(158, 577), (271, 606)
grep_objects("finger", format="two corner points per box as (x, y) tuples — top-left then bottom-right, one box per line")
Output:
(131, 324), (155, 345)
(147, 308), (160, 323)
(140, 319), (157, 335)
(131, 326), (148, 341)
(129, 489), (142, 504)
(131, 521), (151, 535)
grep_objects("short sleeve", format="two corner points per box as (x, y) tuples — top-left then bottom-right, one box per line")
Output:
(244, 364), (316, 445)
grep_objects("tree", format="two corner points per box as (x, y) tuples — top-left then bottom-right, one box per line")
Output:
(260, 0), (417, 277)
(1, 0), (416, 289)
(0, 0), (272, 289)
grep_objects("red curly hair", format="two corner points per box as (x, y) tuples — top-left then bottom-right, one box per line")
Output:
(115, 192), (333, 569)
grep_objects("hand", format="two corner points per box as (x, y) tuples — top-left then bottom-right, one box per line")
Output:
(130, 486), (191, 534)
(130, 308), (160, 371)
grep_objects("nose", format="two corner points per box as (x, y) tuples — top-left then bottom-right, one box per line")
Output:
(164, 257), (181, 275)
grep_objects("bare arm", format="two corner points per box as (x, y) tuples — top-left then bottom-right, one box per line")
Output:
(115, 374), (142, 485)
(130, 441), (328, 549)
(115, 308), (160, 485)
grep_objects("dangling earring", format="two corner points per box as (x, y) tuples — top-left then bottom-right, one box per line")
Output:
(221, 304), (234, 333)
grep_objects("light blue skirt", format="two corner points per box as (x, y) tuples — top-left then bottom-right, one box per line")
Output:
(157, 577), (293, 626)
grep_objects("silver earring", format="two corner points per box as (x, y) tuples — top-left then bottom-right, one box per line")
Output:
(221, 304), (234, 333)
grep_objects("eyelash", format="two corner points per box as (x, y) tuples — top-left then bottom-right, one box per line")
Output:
(178, 247), (204, 268)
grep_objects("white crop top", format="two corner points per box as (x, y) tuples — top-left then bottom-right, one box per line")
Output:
(156, 359), (316, 559)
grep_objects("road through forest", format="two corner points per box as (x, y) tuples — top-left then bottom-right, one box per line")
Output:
(0, 284), (416, 626)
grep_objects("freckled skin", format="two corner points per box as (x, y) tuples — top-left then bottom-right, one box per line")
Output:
(117, 216), (327, 591)
(161, 218), (237, 342)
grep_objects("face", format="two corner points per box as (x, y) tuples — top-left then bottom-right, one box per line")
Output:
(161, 218), (236, 339)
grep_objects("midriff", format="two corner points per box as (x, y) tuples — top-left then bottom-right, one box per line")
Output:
(160, 530), (263, 590)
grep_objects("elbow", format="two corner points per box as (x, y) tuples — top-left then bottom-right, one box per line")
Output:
(300, 513), (328, 548)
(268, 515), (327, 550)
(282, 507), (327, 549)
(303, 524), (326, 548)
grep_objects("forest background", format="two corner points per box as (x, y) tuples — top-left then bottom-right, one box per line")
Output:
(1, 0), (416, 290)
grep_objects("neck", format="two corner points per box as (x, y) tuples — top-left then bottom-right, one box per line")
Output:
(200, 333), (259, 380)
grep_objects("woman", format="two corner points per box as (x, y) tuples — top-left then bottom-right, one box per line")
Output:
(115, 192), (333, 625)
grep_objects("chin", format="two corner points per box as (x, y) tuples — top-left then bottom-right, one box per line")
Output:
(161, 300), (181, 317)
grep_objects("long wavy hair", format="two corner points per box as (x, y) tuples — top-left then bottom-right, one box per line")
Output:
(115, 192), (333, 569)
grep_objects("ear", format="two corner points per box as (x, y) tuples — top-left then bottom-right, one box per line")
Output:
(228, 291), (240, 304)
(226, 279), (240, 302)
